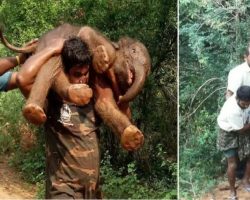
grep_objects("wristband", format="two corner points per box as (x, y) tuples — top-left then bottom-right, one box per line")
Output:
(15, 55), (20, 66)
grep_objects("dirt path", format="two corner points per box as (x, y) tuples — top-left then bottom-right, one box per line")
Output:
(0, 156), (36, 199)
(202, 179), (250, 199)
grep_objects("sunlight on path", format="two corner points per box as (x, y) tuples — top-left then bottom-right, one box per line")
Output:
(0, 187), (31, 199)
(0, 156), (36, 199)
(202, 180), (250, 200)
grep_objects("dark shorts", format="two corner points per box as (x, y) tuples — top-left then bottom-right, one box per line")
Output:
(45, 126), (101, 199)
(224, 148), (238, 158)
(217, 128), (238, 151)
(218, 128), (250, 160)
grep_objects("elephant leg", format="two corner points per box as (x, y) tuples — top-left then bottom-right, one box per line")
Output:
(52, 69), (93, 105)
(94, 75), (144, 151)
(77, 27), (116, 73)
(23, 56), (61, 125)
(118, 102), (132, 120)
(106, 68), (121, 101)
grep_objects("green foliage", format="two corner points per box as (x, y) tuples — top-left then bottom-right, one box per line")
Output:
(101, 152), (176, 199)
(0, 90), (45, 195)
(35, 181), (45, 199)
(180, 109), (223, 199)
(0, 91), (24, 152)
(179, 1), (250, 197)
(10, 127), (45, 183)
(0, 133), (14, 153)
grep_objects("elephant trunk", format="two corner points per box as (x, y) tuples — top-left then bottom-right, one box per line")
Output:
(0, 29), (37, 53)
(119, 61), (147, 103)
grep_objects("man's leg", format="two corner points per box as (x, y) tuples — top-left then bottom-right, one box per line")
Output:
(44, 102), (101, 199)
(225, 149), (238, 197)
(242, 157), (250, 191)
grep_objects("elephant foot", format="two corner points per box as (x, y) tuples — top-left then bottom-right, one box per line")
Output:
(23, 103), (47, 125)
(121, 125), (144, 151)
(67, 84), (93, 105)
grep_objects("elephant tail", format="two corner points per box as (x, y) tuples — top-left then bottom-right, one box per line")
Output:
(0, 26), (38, 53)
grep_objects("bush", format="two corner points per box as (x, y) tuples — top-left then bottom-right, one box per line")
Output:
(0, 133), (14, 153)
(9, 126), (45, 183)
(100, 152), (176, 199)
(35, 181), (45, 199)
(180, 109), (224, 199)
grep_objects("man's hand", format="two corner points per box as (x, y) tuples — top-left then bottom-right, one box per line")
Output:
(93, 45), (110, 73)
(18, 38), (39, 64)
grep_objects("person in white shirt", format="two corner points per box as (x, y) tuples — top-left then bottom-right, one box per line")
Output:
(226, 45), (250, 99)
(218, 85), (250, 199)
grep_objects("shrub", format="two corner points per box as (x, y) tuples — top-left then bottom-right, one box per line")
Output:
(180, 109), (224, 199)
(100, 152), (176, 199)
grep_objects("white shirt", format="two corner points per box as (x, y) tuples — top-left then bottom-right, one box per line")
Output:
(227, 62), (250, 94)
(217, 95), (250, 131)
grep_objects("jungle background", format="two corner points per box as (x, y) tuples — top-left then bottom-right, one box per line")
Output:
(180, 0), (250, 199)
(0, 0), (177, 199)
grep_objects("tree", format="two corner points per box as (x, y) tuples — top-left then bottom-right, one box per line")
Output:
(180, 0), (250, 198)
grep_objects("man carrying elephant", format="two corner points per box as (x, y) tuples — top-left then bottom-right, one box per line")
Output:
(0, 24), (149, 151)
(40, 34), (144, 199)
(0, 24), (150, 198)
(44, 36), (102, 199)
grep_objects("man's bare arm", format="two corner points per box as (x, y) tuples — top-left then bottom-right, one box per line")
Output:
(0, 56), (19, 75)
(16, 38), (65, 96)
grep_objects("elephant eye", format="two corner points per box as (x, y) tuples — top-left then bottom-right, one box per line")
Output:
(132, 48), (136, 53)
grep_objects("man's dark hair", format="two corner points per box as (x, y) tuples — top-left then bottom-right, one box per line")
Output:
(236, 85), (250, 101)
(61, 36), (92, 73)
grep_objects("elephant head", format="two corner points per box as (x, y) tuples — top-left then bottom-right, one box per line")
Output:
(113, 37), (151, 103)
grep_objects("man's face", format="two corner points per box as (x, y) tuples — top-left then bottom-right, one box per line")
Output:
(237, 99), (250, 109)
(68, 64), (89, 84)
